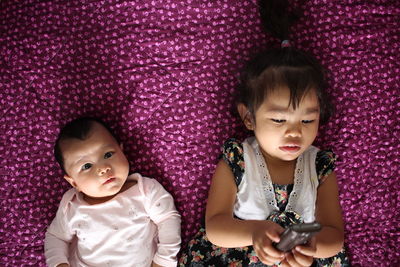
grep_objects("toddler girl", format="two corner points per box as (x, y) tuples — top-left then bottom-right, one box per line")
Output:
(179, 0), (349, 266)
(44, 118), (181, 267)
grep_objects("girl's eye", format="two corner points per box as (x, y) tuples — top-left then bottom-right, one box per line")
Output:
(302, 120), (315, 124)
(81, 163), (92, 171)
(104, 152), (114, 159)
(271, 119), (286, 123)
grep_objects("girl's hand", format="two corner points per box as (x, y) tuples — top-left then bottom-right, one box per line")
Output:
(151, 262), (163, 267)
(252, 221), (285, 265)
(281, 237), (317, 267)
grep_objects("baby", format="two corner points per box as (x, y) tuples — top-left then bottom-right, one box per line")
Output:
(44, 117), (181, 267)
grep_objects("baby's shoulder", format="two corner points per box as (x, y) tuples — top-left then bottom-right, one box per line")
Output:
(60, 188), (78, 203)
(56, 188), (79, 215)
(128, 173), (165, 195)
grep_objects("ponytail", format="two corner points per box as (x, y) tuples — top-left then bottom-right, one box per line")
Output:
(236, 0), (333, 124)
(259, 0), (300, 41)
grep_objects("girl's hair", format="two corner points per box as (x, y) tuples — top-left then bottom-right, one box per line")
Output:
(54, 117), (118, 173)
(237, 0), (332, 124)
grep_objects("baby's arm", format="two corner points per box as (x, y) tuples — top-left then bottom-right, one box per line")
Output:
(146, 179), (181, 267)
(206, 160), (285, 265)
(44, 230), (70, 267)
(44, 192), (75, 267)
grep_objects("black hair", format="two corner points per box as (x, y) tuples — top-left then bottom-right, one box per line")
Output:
(54, 117), (118, 173)
(237, 0), (332, 124)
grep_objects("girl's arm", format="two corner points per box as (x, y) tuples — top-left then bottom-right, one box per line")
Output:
(311, 171), (344, 258)
(280, 172), (344, 266)
(205, 160), (284, 263)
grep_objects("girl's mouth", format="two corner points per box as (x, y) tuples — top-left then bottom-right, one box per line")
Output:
(279, 145), (301, 153)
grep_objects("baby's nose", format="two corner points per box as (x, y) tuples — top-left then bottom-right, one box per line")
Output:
(98, 166), (111, 175)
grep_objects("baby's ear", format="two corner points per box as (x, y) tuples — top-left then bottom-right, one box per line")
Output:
(237, 103), (254, 130)
(64, 175), (78, 189)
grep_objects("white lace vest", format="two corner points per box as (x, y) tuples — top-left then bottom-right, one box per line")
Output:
(233, 137), (319, 223)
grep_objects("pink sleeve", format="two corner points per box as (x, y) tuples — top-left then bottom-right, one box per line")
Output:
(44, 190), (75, 267)
(143, 178), (181, 267)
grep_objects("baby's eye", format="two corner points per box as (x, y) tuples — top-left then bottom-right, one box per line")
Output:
(271, 119), (286, 123)
(302, 120), (315, 124)
(81, 163), (92, 171)
(104, 152), (114, 159)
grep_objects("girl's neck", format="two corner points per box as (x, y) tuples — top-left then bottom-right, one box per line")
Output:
(260, 148), (296, 167)
(261, 150), (297, 185)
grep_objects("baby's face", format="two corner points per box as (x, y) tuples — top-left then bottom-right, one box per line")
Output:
(61, 122), (129, 203)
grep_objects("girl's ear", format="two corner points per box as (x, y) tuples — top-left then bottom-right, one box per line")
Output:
(237, 103), (254, 130)
(64, 175), (78, 189)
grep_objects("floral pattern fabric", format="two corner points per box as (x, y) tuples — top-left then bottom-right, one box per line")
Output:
(179, 139), (350, 267)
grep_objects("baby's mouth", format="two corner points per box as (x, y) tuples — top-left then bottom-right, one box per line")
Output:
(103, 177), (116, 185)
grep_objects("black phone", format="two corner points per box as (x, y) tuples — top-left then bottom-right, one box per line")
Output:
(275, 222), (322, 252)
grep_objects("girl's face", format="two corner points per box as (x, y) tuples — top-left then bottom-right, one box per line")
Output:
(247, 87), (320, 163)
(61, 122), (130, 203)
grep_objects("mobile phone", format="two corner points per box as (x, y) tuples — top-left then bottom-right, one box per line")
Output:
(275, 222), (321, 252)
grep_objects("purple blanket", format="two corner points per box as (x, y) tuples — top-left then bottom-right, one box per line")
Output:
(0, 0), (398, 266)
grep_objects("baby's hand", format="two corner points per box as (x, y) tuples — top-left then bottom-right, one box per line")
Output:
(252, 221), (285, 265)
(280, 236), (316, 267)
(151, 262), (163, 267)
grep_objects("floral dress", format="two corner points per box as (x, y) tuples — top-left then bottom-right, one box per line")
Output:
(179, 139), (350, 267)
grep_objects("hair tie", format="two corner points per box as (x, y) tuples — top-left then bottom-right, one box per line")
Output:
(281, 40), (291, 48)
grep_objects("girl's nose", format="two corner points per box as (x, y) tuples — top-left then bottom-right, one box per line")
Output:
(285, 123), (302, 137)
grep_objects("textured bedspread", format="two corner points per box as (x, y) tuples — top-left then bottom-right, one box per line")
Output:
(0, 0), (399, 266)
